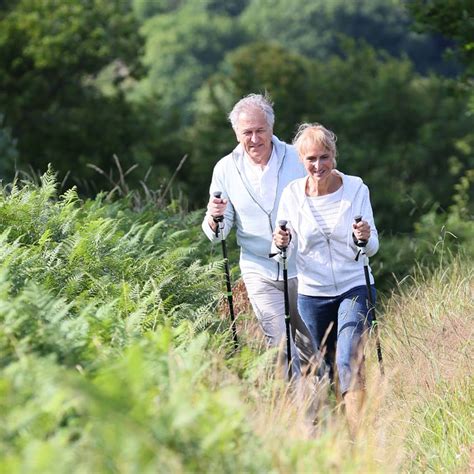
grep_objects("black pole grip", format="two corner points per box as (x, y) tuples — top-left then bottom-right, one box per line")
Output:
(353, 215), (367, 247)
(212, 191), (224, 223)
(278, 220), (289, 251)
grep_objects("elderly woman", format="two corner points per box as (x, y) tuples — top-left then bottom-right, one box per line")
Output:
(273, 122), (379, 436)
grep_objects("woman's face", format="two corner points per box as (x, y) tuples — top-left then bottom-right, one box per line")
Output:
(301, 143), (335, 183)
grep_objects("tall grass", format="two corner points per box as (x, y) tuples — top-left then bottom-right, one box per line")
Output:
(225, 257), (473, 473)
(0, 172), (472, 473)
(379, 259), (473, 472)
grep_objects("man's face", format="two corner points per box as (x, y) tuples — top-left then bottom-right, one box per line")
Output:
(235, 108), (273, 164)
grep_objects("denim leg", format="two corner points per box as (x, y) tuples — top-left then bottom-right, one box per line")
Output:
(336, 285), (376, 394)
(298, 294), (338, 379)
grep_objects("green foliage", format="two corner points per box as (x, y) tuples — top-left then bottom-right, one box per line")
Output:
(0, 337), (270, 473)
(0, 3), (472, 469)
(373, 169), (474, 292)
(132, 0), (185, 20)
(405, 377), (473, 472)
(240, 0), (457, 74)
(1, 0), (467, 233)
(134, 5), (247, 121)
(0, 170), (227, 369)
(0, 0), (151, 184)
(305, 41), (473, 233)
(0, 171), (273, 472)
(408, 0), (474, 76)
(132, 0), (249, 21)
(0, 114), (18, 175)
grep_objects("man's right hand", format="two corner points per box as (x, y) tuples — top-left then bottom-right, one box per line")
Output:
(207, 195), (228, 230)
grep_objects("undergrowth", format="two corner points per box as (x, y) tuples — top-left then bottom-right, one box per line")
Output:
(0, 171), (472, 473)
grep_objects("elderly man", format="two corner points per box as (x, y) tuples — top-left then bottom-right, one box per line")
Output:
(202, 93), (314, 377)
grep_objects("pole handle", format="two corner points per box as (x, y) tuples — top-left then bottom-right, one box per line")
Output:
(278, 220), (289, 251)
(212, 191), (224, 223)
(353, 215), (367, 247)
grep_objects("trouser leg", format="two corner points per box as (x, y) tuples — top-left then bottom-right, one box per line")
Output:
(242, 273), (312, 377)
(336, 285), (375, 395)
(298, 293), (338, 382)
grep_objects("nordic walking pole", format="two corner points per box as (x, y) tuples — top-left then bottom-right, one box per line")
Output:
(354, 215), (384, 376)
(213, 191), (238, 349)
(278, 219), (293, 380)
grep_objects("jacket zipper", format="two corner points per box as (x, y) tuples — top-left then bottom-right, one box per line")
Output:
(326, 237), (339, 293)
(232, 145), (288, 282)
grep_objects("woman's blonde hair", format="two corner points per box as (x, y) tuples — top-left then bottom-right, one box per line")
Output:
(292, 123), (337, 166)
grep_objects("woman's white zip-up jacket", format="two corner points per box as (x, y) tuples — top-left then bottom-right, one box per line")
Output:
(202, 136), (306, 281)
(275, 171), (379, 297)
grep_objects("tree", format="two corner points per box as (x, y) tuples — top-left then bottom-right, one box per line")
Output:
(131, 0), (248, 21)
(407, 0), (474, 76)
(0, 115), (18, 176)
(406, 0), (474, 217)
(239, 0), (458, 75)
(132, 4), (247, 123)
(0, 0), (156, 187)
(131, 0), (185, 21)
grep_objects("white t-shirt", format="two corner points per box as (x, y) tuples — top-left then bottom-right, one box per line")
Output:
(242, 147), (278, 213)
(307, 185), (343, 235)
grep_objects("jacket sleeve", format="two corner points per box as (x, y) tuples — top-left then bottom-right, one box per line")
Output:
(201, 161), (235, 243)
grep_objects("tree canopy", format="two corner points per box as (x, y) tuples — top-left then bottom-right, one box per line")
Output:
(0, 0), (147, 184)
(408, 0), (474, 76)
(133, 5), (247, 118)
(0, 0), (471, 238)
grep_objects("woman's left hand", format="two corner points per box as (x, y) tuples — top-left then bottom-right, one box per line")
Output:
(352, 220), (371, 242)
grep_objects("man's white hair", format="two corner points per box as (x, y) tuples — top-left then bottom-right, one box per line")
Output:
(228, 93), (275, 131)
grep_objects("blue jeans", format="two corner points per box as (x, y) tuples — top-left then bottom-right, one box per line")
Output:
(298, 285), (376, 394)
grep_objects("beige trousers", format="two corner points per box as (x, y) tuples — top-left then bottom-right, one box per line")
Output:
(242, 272), (316, 377)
